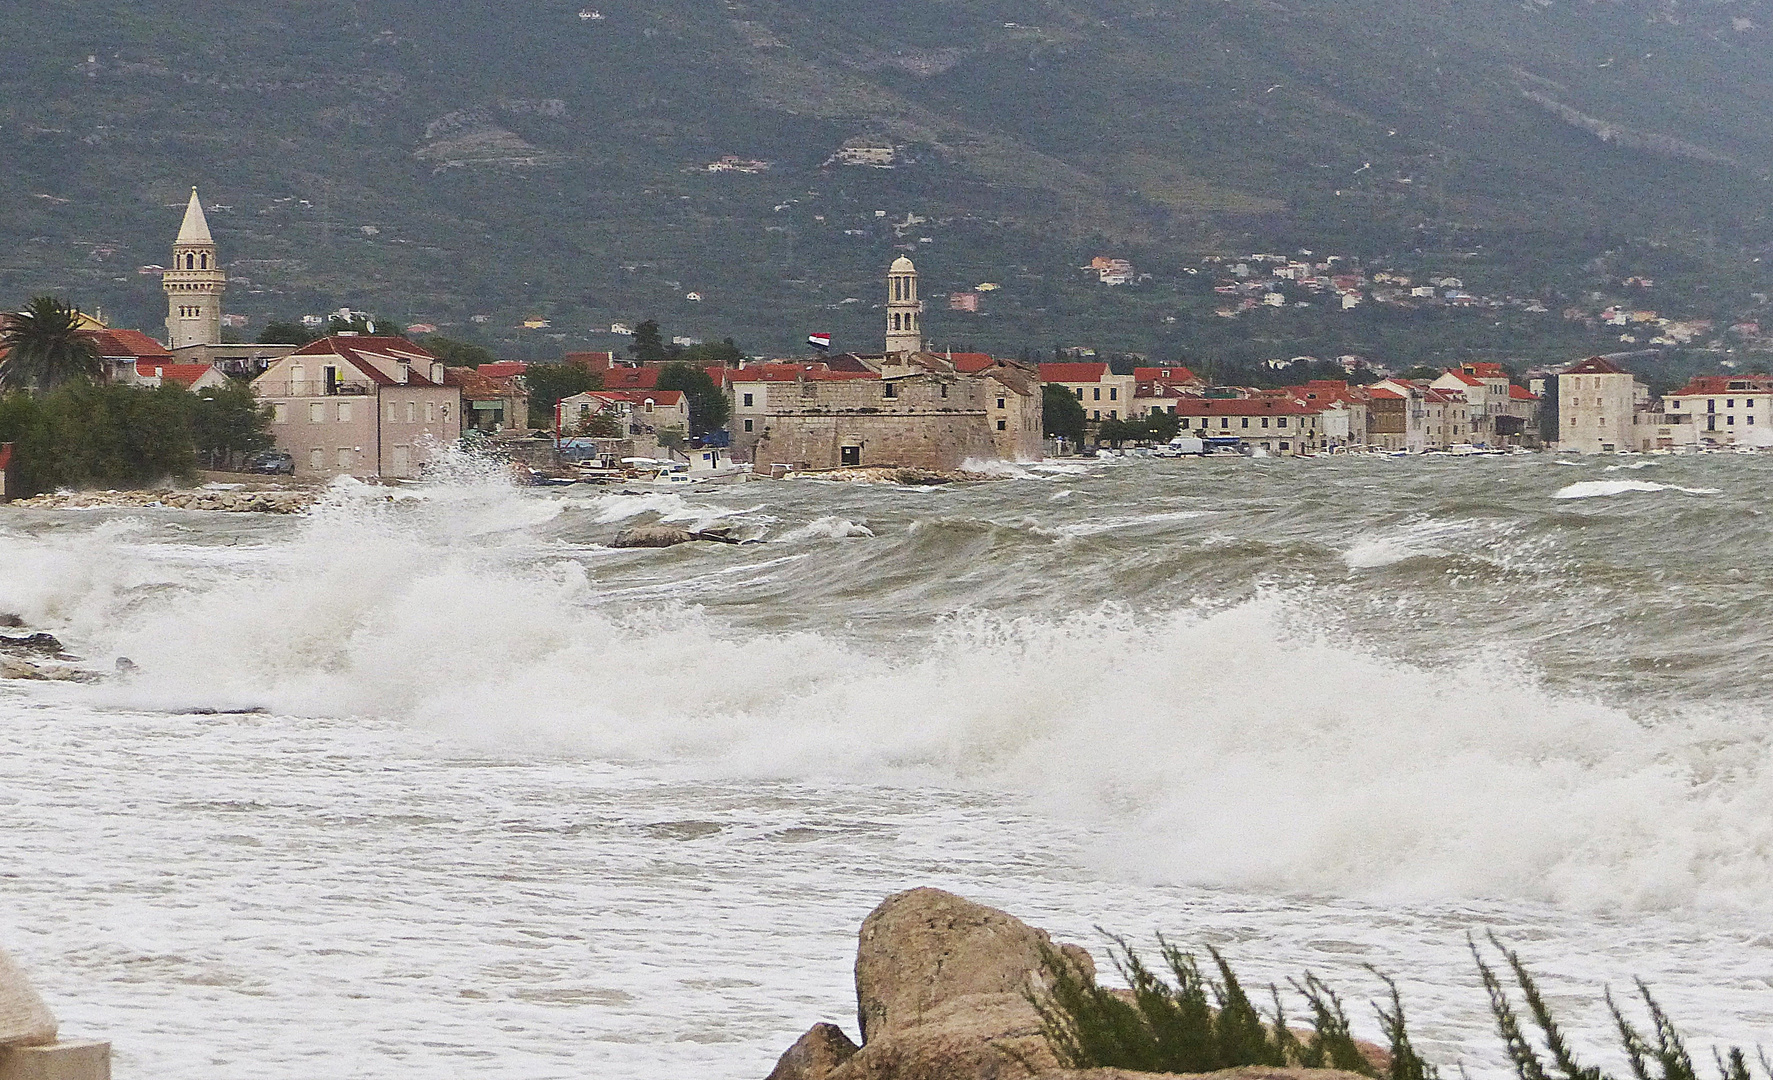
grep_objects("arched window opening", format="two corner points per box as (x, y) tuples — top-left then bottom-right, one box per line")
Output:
(200, 253), (208, 269)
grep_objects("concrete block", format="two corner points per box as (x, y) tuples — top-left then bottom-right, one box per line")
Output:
(0, 1041), (110, 1080)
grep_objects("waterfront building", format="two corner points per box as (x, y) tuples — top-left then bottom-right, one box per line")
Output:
(1662, 375), (1773, 447)
(162, 189), (226, 349)
(253, 336), (461, 479)
(1169, 397), (1328, 455)
(1557, 357), (1648, 453)
(1039, 362), (1137, 423)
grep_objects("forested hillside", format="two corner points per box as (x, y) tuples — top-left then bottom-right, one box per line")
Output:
(4, 0), (1772, 364)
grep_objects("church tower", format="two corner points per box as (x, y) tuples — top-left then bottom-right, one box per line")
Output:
(885, 255), (923, 354)
(163, 188), (226, 348)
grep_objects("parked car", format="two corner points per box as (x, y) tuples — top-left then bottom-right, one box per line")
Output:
(245, 451), (294, 475)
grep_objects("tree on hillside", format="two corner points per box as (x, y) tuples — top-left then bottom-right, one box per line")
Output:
(257, 321), (318, 345)
(0, 296), (102, 391)
(1042, 383), (1087, 444)
(418, 334), (495, 368)
(629, 319), (666, 362)
(525, 363), (601, 426)
(657, 363), (732, 436)
(679, 337), (744, 367)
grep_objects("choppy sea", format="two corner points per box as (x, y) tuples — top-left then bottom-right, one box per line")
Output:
(4, 452), (1773, 1078)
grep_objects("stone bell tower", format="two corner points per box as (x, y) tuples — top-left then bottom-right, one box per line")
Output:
(162, 188), (226, 348)
(885, 255), (923, 354)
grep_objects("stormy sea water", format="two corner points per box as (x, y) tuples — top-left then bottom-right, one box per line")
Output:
(4, 452), (1773, 1079)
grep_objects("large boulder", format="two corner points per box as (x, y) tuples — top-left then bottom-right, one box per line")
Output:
(767, 1022), (860, 1080)
(853, 887), (1086, 1043)
(819, 887), (1094, 1080)
(1034, 1070), (1376, 1080)
(0, 947), (57, 1048)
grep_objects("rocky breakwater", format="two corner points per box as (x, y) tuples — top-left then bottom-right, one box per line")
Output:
(0, 943), (109, 1080)
(7, 488), (314, 513)
(763, 888), (1379, 1080)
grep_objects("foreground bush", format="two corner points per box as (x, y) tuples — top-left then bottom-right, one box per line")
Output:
(1032, 932), (1766, 1080)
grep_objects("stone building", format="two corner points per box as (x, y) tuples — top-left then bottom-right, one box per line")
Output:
(162, 189), (226, 349)
(886, 256), (924, 354)
(253, 336), (461, 479)
(751, 353), (1040, 470)
(1558, 356), (1648, 453)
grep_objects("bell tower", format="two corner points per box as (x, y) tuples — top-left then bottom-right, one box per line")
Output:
(162, 188), (226, 348)
(885, 255), (923, 354)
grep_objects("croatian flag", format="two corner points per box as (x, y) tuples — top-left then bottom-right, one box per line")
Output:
(808, 332), (831, 351)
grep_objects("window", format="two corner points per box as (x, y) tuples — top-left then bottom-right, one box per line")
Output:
(387, 403), (398, 422)
(309, 403), (325, 423)
(1261, 418), (1269, 428)
(1109, 387), (1118, 401)
(1220, 417), (1229, 429)
(309, 448), (323, 470)
(337, 402), (351, 422)
(1109, 410), (1117, 419)
(406, 401), (416, 423)
(884, 383), (897, 399)
(1729, 415), (1736, 425)
(940, 384), (947, 399)
(1279, 441), (1290, 451)
(337, 448), (354, 468)
(1241, 418), (1250, 428)
(441, 404), (449, 422)
(996, 419), (1007, 431)
(1093, 410), (1101, 420)
(1729, 399), (1737, 408)
(997, 397), (1005, 409)
(426, 402), (436, 423)
(1093, 388), (1101, 401)
(1709, 399), (1717, 412)
(1074, 388), (1083, 399)
(1278, 417), (1288, 428)
(743, 418), (754, 432)
(742, 393), (754, 407)
(272, 403), (287, 423)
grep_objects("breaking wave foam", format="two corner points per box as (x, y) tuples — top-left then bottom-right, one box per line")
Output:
(1553, 480), (1721, 499)
(2, 470), (1770, 915)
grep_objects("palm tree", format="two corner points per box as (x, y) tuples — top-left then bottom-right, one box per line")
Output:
(0, 295), (103, 392)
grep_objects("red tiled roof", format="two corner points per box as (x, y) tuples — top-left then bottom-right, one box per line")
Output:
(91, 328), (172, 361)
(1040, 362), (1110, 382)
(478, 361), (526, 378)
(1668, 375), (1773, 396)
(291, 336), (443, 387)
(1509, 384), (1540, 400)
(1367, 387), (1406, 400)
(443, 367), (522, 396)
(588, 389), (684, 406)
(1132, 366), (1199, 383)
(1565, 356), (1626, 375)
(1444, 371), (1484, 387)
(134, 361), (219, 388)
(1463, 362), (1507, 378)
(1170, 397), (1319, 416)
(601, 367), (660, 389)
(948, 352), (996, 373)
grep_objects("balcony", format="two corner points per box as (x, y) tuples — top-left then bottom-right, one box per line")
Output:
(255, 380), (373, 397)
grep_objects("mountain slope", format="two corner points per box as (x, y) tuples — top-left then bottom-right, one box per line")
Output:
(3, 0), (1771, 362)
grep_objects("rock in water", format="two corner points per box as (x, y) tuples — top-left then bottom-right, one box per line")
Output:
(611, 525), (698, 548)
(0, 634), (63, 656)
(766, 1022), (860, 1080)
(817, 887), (1094, 1080)
(0, 946), (57, 1047)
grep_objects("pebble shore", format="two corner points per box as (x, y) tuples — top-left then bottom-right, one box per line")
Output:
(6, 488), (316, 513)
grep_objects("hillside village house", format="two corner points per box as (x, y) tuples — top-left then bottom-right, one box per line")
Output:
(1557, 356), (1649, 453)
(1040, 362), (1137, 422)
(253, 335), (461, 479)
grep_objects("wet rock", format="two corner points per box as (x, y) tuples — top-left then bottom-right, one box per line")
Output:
(767, 1022), (860, 1080)
(854, 887), (1083, 1044)
(613, 525), (698, 548)
(612, 525), (743, 548)
(0, 945), (57, 1047)
(0, 615), (22, 628)
(0, 634), (63, 656)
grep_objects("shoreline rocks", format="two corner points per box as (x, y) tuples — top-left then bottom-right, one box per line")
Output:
(611, 524), (742, 548)
(764, 888), (1385, 1080)
(5, 488), (315, 513)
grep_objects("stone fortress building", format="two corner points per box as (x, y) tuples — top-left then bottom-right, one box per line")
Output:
(162, 189), (225, 349)
(747, 257), (1043, 471)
